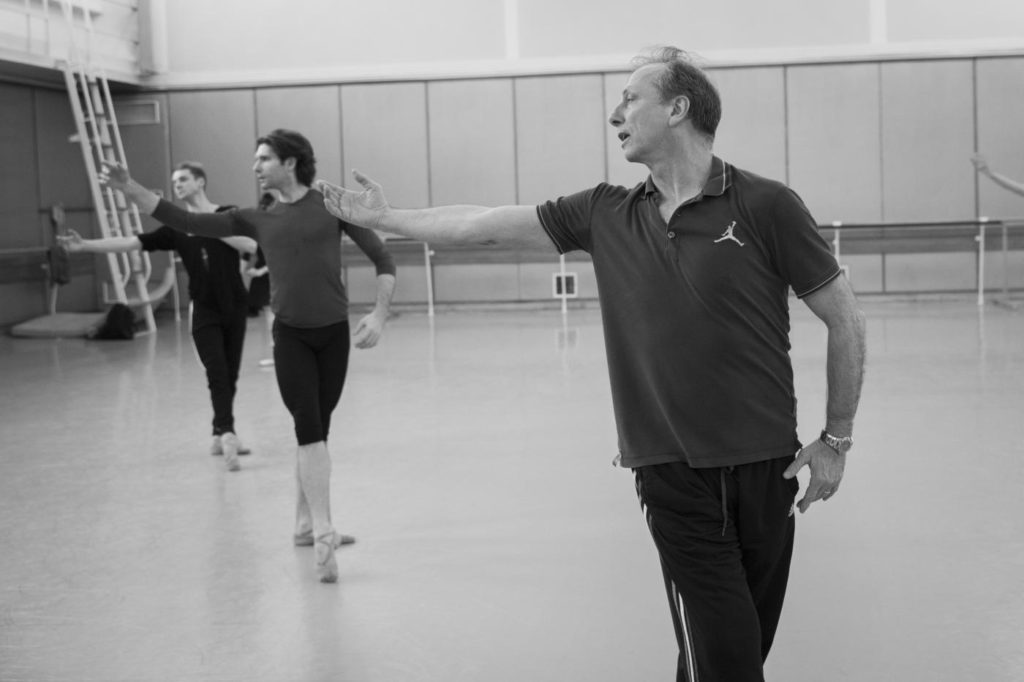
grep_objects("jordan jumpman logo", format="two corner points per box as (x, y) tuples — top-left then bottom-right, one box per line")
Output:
(714, 220), (745, 247)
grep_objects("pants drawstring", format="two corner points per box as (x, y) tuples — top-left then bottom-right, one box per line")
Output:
(720, 466), (735, 536)
(720, 468), (728, 536)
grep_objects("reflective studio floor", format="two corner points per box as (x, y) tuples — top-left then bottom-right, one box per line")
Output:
(1, 298), (1023, 682)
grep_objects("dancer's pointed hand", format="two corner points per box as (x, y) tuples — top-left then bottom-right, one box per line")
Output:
(98, 161), (131, 191)
(56, 229), (86, 252)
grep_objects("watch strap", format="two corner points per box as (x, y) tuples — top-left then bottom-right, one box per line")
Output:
(820, 429), (853, 454)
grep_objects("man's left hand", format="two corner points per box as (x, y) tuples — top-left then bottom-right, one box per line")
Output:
(783, 440), (846, 513)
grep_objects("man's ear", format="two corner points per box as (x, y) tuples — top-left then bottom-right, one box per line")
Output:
(668, 95), (690, 126)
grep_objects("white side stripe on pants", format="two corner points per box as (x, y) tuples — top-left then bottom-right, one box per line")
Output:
(669, 578), (698, 682)
(636, 474), (699, 682)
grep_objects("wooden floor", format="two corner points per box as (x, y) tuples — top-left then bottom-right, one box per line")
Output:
(1, 299), (1022, 681)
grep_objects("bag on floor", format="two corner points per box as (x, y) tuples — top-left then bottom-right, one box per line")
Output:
(89, 303), (136, 340)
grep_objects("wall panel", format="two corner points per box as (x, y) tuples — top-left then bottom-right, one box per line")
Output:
(880, 61), (975, 222)
(976, 57), (1024, 220)
(255, 86), (343, 186)
(341, 83), (430, 209)
(515, 75), (607, 204)
(0, 84), (39, 249)
(168, 90), (258, 208)
(434, 264), (520, 302)
(427, 79), (517, 206)
(0, 282), (45, 327)
(841, 254), (884, 294)
(519, 262), (564, 301)
(787, 63), (882, 224)
(711, 66), (787, 183)
(35, 89), (92, 216)
(115, 93), (171, 199)
(983, 250), (1024, 291)
(886, 253), (977, 292)
(345, 263), (429, 305)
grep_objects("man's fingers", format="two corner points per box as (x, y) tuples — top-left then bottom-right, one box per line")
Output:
(797, 482), (838, 513)
(782, 450), (806, 479)
(351, 169), (379, 192)
(796, 487), (819, 513)
(316, 180), (341, 197)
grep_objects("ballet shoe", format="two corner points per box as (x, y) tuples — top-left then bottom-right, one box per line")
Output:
(314, 532), (340, 583)
(210, 435), (251, 456)
(222, 432), (241, 472)
(295, 530), (355, 547)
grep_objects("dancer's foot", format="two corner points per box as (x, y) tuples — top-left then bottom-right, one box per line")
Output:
(211, 435), (251, 456)
(222, 432), (241, 472)
(315, 532), (340, 583)
(295, 530), (355, 547)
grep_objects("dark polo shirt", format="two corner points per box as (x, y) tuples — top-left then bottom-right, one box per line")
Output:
(536, 157), (840, 469)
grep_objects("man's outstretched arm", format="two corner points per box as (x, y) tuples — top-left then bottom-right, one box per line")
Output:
(318, 171), (556, 252)
(972, 154), (1024, 198)
(58, 229), (141, 254)
(99, 162), (160, 214)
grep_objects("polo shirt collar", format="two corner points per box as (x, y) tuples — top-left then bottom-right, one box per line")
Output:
(642, 155), (732, 198)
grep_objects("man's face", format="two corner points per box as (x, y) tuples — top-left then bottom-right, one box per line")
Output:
(253, 143), (289, 191)
(171, 169), (202, 200)
(608, 63), (675, 164)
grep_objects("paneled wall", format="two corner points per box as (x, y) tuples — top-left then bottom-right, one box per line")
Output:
(427, 79), (518, 207)
(4, 55), (1024, 327)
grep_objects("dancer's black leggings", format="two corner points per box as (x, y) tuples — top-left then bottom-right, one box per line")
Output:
(191, 303), (248, 436)
(272, 319), (350, 445)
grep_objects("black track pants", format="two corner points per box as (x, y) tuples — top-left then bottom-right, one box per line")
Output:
(634, 457), (798, 682)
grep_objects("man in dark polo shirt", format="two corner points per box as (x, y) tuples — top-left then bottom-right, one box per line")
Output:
(319, 46), (866, 682)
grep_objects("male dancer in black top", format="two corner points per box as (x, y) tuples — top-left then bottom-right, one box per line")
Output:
(60, 162), (256, 471)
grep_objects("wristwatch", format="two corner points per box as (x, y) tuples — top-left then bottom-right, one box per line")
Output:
(820, 430), (853, 455)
